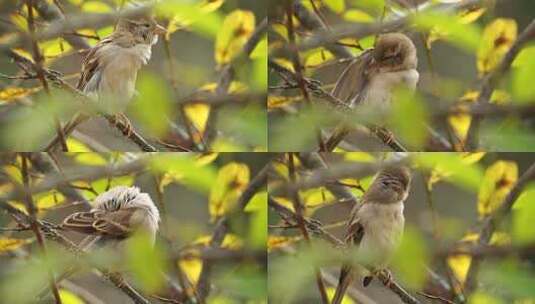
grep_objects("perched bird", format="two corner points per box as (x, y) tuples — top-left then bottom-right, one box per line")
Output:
(331, 165), (412, 304)
(324, 33), (419, 151)
(62, 185), (160, 249)
(44, 15), (166, 151)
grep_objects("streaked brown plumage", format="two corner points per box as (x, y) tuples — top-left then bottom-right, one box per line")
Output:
(325, 33), (419, 151)
(332, 166), (411, 304)
(44, 16), (166, 151)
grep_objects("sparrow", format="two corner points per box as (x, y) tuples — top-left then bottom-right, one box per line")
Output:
(324, 33), (419, 151)
(37, 186), (160, 300)
(62, 185), (160, 250)
(331, 165), (411, 304)
(44, 15), (166, 151)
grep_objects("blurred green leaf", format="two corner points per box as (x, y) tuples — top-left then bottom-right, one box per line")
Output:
(245, 191), (267, 249)
(512, 184), (535, 244)
(151, 154), (218, 193)
(414, 152), (484, 192)
(513, 52), (535, 102)
(324, 0), (346, 13)
(219, 105), (267, 150)
(132, 73), (173, 137)
(412, 11), (481, 52)
(214, 266), (267, 300)
(391, 226), (429, 289)
(482, 261), (535, 298)
(481, 122), (535, 151)
(126, 232), (169, 293)
(389, 88), (429, 150)
(157, 0), (223, 38)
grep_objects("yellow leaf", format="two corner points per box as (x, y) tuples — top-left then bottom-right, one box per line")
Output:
(3, 164), (22, 184)
(40, 38), (72, 60)
(477, 18), (517, 75)
(326, 287), (355, 304)
(179, 258), (202, 284)
(184, 103), (210, 136)
(0, 238), (32, 253)
(215, 10), (255, 64)
(209, 163), (250, 220)
(270, 24), (288, 41)
(68, 152), (108, 166)
(301, 187), (334, 208)
(200, 0), (225, 12)
(272, 58), (295, 72)
(344, 152), (375, 163)
(458, 7), (487, 24)
(267, 95), (301, 110)
(304, 48), (334, 68)
(81, 1), (112, 13)
(195, 153), (219, 165)
(0, 87), (40, 103)
(343, 9), (374, 23)
(58, 289), (85, 304)
(65, 138), (92, 152)
(267, 236), (300, 252)
(10, 13), (27, 31)
(324, 0), (345, 13)
(478, 161), (518, 217)
(193, 234), (243, 249)
(35, 191), (65, 211)
(271, 196), (294, 212)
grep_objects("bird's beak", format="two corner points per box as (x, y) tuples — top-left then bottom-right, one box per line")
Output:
(154, 23), (167, 35)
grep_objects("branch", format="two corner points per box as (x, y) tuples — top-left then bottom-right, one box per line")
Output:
(466, 19), (535, 149)
(0, 156), (149, 204)
(196, 163), (269, 301)
(0, 200), (151, 304)
(271, 0), (490, 58)
(204, 17), (268, 148)
(20, 153), (63, 304)
(463, 163), (535, 297)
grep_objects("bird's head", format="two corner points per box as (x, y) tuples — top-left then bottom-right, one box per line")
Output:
(372, 33), (417, 71)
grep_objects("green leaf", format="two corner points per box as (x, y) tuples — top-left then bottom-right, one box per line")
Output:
(389, 88), (429, 150)
(132, 73), (173, 137)
(414, 153), (484, 192)
(343, 9), (375, 23)
(412, 11), (481, 52)
(391, 226), (429, 289)
(126, 232), (169, 293)
(512, 184), (535, 244)
(324, 0), (346, 13)
(513, 51), (535, 102)
(151, 154), (218, 193)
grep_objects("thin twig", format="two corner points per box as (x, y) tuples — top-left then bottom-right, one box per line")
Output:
(20, 153), (63, 304)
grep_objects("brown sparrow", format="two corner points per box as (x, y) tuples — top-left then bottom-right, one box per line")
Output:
(325, 33), (419, 150)
(62, 185), (160, 249)
(331, 165), (411, 304)
(45, 15), (166, 150)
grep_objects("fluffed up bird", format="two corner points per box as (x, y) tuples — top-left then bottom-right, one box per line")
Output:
(62, 185), (160, 249)
(324, 33), (419, 151)
(331, 165), (412, 304)
(45, 14), (166, 151)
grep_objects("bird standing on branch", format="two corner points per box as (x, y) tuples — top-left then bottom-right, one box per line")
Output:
(45, 14), (166, 151)
(62, 185), (160, 249)
(324, 33), (419, 151)
(332, 165), (411, 304)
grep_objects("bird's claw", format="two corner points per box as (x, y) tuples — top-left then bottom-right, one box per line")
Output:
(110, 113), (133, 137)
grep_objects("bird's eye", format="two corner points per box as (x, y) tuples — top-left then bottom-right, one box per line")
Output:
(142, 23), (151, 28)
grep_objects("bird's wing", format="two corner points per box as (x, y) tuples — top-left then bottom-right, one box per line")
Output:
(331, 49), (374, 107)
(62, 208), (136, 238)
(76, 37), (113, 92)
(344, 203), (365, 246)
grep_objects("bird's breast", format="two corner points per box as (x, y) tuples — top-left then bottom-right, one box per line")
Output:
(362, 68), (419, 110)
(357, 202), (405, 267)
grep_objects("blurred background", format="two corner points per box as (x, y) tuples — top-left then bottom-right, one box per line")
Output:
(268, 152), (535, 303)
(268, 0), (535, 151)
(0, 0), (267, 151)
(0, 152), (269, 303)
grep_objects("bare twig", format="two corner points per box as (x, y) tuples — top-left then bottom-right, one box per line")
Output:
(20, 153), (63, 304)
(287, 153), (329, 303)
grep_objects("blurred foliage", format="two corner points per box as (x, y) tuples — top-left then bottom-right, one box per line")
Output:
(268, 0), (535, 151)
(0, 152), (267, 303)
(0, 0), (267, 151)
(269, 152), (535, 303)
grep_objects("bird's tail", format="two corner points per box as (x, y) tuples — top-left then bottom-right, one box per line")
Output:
(324, 125), (350, 152)
(332, 264), (353, 304)
(44, 113), (89, 151)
